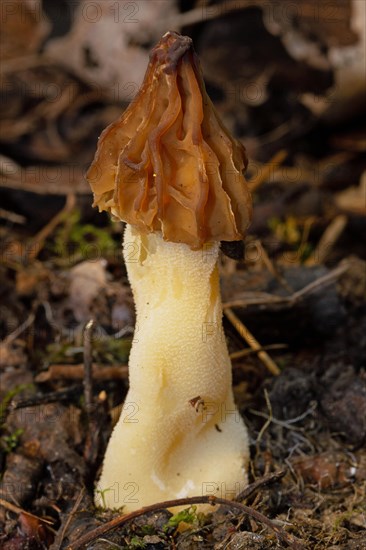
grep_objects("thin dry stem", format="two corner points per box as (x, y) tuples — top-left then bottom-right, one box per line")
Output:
(249, 149), (288, 192)
(51, 489), (85, 550)
(224, 307), (281, 375)
(306, 214), (348, 265)
(230, 343), (287, 360)
(35, 363), (128, 382)
(67, 494), (305, 550)
(0, 208), (26, 224)
(0, 498), (54, 526)
(83, 320), (96, 416)
(26, 193), (76, 262)
(2, 312), (35, 345)
(223, 262), (349, 309)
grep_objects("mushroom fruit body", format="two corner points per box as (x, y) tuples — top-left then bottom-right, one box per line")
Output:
(88, 32), (252, 512)
(96, 226), (249, 509)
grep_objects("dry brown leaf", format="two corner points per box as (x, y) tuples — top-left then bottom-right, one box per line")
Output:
(0, 342), (27, 368)
(335, 171), (366, 213)
(291, 452), (357, 490)
(45, 0), (179, 101)
(0, 161), (89, 195)
(16, 265), (50, 297)
(68, 260), (108, 322)
(0, 0), (50, 61)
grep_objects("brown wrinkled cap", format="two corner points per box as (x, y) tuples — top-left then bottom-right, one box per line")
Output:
(87, 31), (252, 249)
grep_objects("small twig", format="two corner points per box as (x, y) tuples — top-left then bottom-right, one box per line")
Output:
(306, 214), (348, 266)
(0, 54), (53, 74)
(223, 262), (350, 309)
(51, 489), (85, 550)
(26, 193), (76, 262)
(0, 498), (54, 525)
(230, 343), (287, 360)
(1, 165), (89, 195)
(259, 118), (303, 146)
(0, 208), (26, 224)
(2, 312), (35, 345)
(11, 386), (82, 410)
(256, 389), (273, 444)
(235, 469), (287, 502)
(223, 292), (287, 308)
(66, 495), (305, 550)
(82, 320), (106, 468)
(224, 308), (281, 376)
(252, 239), (293, 293)
(35, 363), (129, 382)
(83, 320), (96, 417)
(249, 401), (317, 430)
(287, 262), (349, 303)
(248, 149), (288, 192)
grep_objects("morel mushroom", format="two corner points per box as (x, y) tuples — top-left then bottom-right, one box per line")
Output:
(88, 31), (252, 511)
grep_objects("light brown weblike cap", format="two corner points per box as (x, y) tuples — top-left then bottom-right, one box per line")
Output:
(87, 31), (252, 250)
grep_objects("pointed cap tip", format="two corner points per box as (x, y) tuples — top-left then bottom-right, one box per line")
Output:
(150, 31), (194, 74)
(87, 32), (252, 249)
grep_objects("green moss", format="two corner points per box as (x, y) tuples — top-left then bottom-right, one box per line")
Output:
(163, 505), (207, 533)
(45, 336), (131, 366)
(128, 537), (147, 549)
(268, 216), (314, 263)
(1, 428), (24, 453)
(0, 384), (30, 425)
(0, 385), (30, 463)
(50, 209), (119, 264)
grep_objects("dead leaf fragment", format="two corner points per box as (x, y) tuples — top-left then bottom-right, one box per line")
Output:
(0, 0), (50, 61)
(68, 260), (108, 322)
(0, 342), (27, 368)
(291, 452), (357, 490)
(45, 0), (178, 101)
(335, 171), (366, 214)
